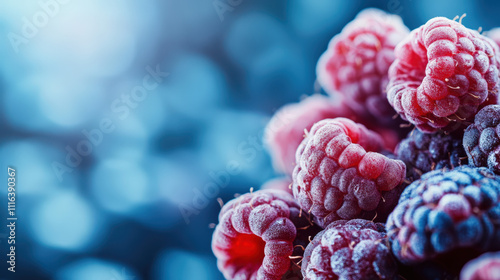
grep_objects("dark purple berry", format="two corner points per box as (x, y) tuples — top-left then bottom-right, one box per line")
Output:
(464, 105), (500, 174)
(396, 129), (467, 181)
(386, 166), (500, 265)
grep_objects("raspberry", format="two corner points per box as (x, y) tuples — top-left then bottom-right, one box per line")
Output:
(387, 17), (500, 133)
(265, 94), (355, 174)
(464, 105), (500, 174)
(264, 94), (400, 175)
(460, 251), (500, 280)
(386, 166), (500, 265)
(396, 129), (467, 181)
(292, 118), (406, 228)
(260, 177), (292, 195)
(317, 8), (409, 123)
(212, 189), (320, 280)
(301, 219), (397, 280)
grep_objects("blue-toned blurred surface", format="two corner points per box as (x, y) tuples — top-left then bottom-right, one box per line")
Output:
(1, 1), (500, 279)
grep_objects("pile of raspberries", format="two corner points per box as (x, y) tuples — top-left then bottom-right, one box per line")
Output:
(212, 9), (500, 280)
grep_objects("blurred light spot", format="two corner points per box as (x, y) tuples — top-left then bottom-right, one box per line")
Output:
(3, 78), (56, 132)
(108, 77), (168, 136)
(30, 191), (99, 251)
(0, 140), (70, 196)
(224, 13), (290, 68)
(200, 109), (273, 185)
(151, 152), (206, 206)
(132, 91), (168, 136)
(153, 249), (217, 280)
(56, 258), (140, 280)
(160, 54), (227, 120)
(3, 73), (105, 131)
(93, 115), (150, 161)
(39, 75), (105, 127)
(90, 159), (152, 214)
(26, 0), (139, 78)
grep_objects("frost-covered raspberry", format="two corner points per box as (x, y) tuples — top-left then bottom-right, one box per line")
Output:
(212, 189), (320, 280)
(386, 166), (500, 265)
(264, 94), (355, 174)
(317, 8), (409, 123)
(396, 129), (467, 181)
(464, 105), (500, 174)
(387, 17), (500, 133)
(460, 251), (500, 280)
(301, 219), (397, 280)
(264, 94), (400, 175)
(292, 118), (406, 228)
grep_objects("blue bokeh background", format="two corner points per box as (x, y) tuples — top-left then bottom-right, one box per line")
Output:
(1, 0), (499, 279)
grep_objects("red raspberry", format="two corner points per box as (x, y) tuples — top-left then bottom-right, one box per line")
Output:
(301, 219), (397, 280)
(292, 118), (406, 228)
(387, 17), (500, 133)
(260, 177), (293, 195)
(317, 8), (409, 123)
(265, 94), (401, 175)
(460, 251), (500, 280)
(212, 189), (320, 280)
(265, 94), (356, 174)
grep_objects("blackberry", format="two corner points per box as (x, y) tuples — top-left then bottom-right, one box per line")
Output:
(396, 129), (467, 181)
(386, 166), (500, 265)
(464, 104), (500, 174)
